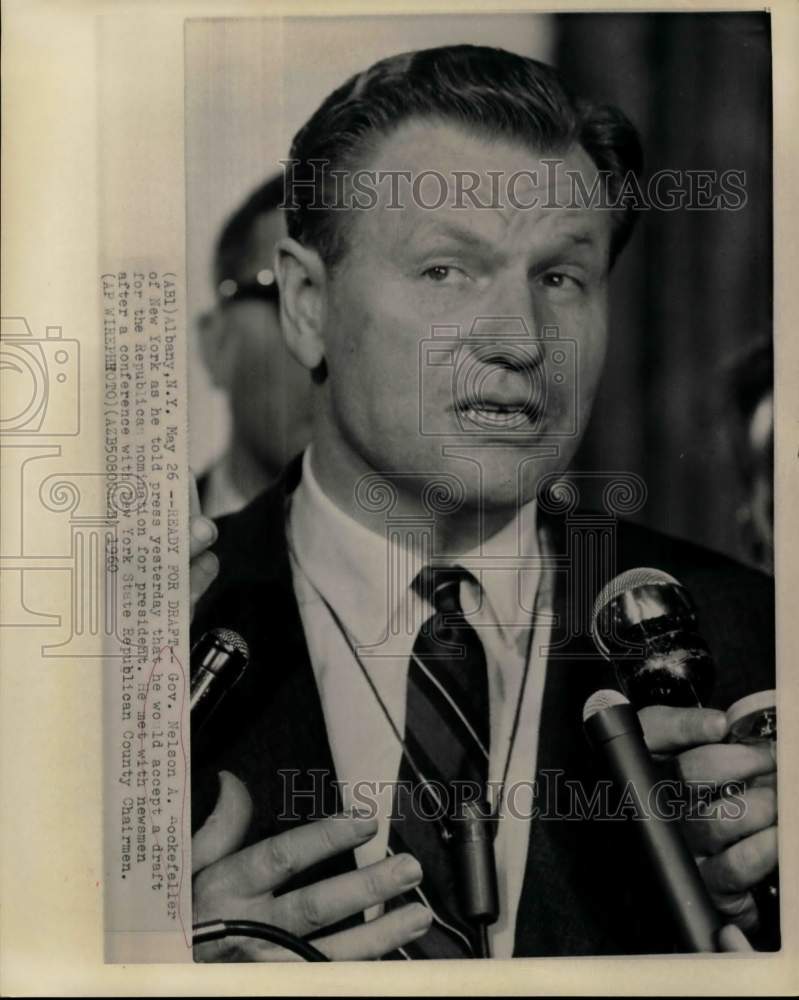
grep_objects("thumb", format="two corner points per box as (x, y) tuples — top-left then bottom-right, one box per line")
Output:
(191, 770), (253, 873)
(718, 923), (753, 952)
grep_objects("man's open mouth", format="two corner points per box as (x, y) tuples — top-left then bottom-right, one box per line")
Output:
(454, 399), (543, 428)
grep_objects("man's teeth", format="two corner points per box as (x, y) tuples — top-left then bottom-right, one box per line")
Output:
(460, 404), (528, 426)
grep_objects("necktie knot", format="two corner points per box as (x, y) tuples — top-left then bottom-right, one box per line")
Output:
(414, 565), (473, 615)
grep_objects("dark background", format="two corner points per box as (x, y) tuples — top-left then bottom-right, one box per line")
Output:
(556, 12), (772, 564)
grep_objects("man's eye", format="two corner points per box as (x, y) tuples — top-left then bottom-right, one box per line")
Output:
(423, 265), (456, 282)
(541, 272), (581, 290)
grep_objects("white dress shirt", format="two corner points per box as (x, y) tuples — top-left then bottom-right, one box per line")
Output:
(287, 449), (552, 958)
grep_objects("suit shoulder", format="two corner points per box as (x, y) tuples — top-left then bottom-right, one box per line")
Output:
(615, 518), (772, 595)
(193, 481), (292, 636)
(206, 454), (303, 577)
(212, 484), (286, 567)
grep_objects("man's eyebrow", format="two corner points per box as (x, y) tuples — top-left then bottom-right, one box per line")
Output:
(559, 230), (597, 248)
(411, 220), (497, 252)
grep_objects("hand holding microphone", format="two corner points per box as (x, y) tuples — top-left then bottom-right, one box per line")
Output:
(589, 568), (778, 946)
(583, 689), (723, 951)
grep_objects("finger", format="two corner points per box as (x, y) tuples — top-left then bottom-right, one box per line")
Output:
(316, 903), (433, 961)
(189, 468), (217, 559)
(709, 890), (759, 932)
(190, 513), (218, 559)
(698, 826), (778, 895)
(272, 854), (423, 937)
(192, 771), (253, 874)
(684, 786), (777, 855)
(718, 923), (754, 952)
(639, 706), (727, 755)
(750, 771), (777, 791)
(211, 813), (379, 898)
(190, 468), (201, 518)
(677, 743), (775, 785)
(190, 550), (219, 615)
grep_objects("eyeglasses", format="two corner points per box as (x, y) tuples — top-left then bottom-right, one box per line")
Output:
(197, 274), (281, 332)
(217, 272), (280, 307)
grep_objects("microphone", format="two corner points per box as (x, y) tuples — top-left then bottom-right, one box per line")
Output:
(592, 569), (780, 947)
(591, 567), (715, 708)
(190, 628), (250, 734)
(583, 689), (722, 952)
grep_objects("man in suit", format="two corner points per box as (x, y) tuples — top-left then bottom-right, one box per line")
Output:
(190, 46), (777, 960)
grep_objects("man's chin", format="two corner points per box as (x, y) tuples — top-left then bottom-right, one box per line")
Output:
(422, 445), (570, 512)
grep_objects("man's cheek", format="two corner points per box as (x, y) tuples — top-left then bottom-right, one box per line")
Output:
(574, 315), (607, 389)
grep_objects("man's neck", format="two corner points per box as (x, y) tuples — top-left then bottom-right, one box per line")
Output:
(308, 441), (523, 558)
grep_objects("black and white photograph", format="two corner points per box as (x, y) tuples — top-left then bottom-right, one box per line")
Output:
(3, 2), (797, 994)
(186, 11), (778, 962)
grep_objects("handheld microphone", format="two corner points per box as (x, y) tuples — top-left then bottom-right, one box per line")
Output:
(591, 567), (715, 708)
(583, 689), (722, 952)
(190, 628), (250, 734)
(592, 569), (779, 948)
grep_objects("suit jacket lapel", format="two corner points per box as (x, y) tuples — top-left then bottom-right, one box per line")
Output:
(513, 511), (630, 956)
(191, 460), (352, 889)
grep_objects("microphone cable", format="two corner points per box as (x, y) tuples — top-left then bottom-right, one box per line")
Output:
(193, 919), (329, 961)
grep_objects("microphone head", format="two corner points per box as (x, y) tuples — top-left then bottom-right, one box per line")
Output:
(210, 627), (250, 664)
(190, 628), (250, 733)
(191, 627), (250, 682)
(583, 688), (629, 722)
(591, 567), (681, 641)
(590, 566), (715, 709)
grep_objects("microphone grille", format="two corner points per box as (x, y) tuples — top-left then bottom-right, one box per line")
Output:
(591, 566), (681, 630)
(211, 627), (250, 662)
(583, 688), (629, 722)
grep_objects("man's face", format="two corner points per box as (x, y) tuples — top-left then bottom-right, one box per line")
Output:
(318, 120), (612, 511)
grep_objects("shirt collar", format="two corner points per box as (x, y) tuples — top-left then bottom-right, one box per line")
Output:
(287, 448), (540, 647)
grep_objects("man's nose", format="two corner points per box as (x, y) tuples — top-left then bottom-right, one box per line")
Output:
(465, 340), (544, 375)
(474, 270), (539, 324)
(463, 287), (542, 372)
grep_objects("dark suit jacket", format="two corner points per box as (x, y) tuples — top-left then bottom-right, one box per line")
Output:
(191, 459), (775, 957)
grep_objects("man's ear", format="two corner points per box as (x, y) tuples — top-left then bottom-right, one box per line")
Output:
(275, 237), (327, 372)
(196, 308), (234, 391)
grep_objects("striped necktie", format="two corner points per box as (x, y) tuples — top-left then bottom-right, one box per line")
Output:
(387, 565), (491, 958)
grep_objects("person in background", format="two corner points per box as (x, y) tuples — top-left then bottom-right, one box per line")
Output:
(727, 339), (774, 574)
(195, 173), (313, 518)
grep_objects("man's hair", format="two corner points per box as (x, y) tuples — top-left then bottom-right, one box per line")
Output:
(284, 45), (643, 269)
(214, 172), (285, 288)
